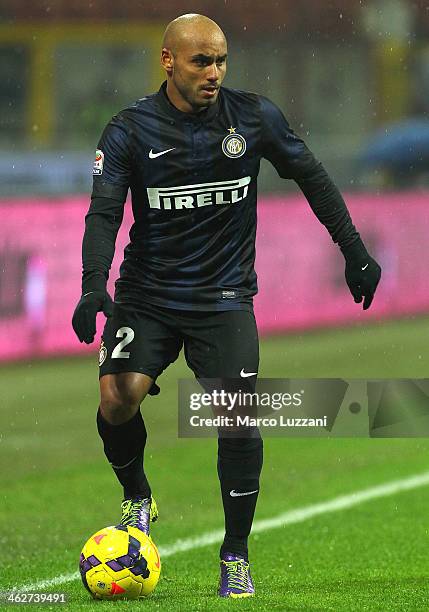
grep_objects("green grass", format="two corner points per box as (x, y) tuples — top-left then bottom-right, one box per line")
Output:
(1, 315), (429, 610)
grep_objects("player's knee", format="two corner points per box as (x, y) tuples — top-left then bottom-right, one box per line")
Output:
(99, 373), (152, 421)
(100, 391), (135, 419)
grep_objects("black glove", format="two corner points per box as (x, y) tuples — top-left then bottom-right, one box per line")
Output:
(149, 382), (161, 396)
(342, 240), (381, 310)
(72, 290), (114, 344)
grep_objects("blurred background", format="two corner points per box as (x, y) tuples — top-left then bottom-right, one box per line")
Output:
(2, 0), (429, 194)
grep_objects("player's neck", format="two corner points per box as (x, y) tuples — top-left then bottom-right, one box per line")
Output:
(165, 81), (206, 115)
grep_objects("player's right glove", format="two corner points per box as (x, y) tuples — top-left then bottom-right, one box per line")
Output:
(342, 239), (381, 310)
(72, 290), (114, 344)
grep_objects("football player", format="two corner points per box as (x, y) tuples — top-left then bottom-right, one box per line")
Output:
(72, 13), (381, 598)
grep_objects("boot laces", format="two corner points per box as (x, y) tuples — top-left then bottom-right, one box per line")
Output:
(121, 498), (149, 527)
(223, 559), (250, 591)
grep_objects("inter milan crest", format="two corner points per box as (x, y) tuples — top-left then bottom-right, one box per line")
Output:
(99, 339), (107, 366)
(222, 127), (246, 159)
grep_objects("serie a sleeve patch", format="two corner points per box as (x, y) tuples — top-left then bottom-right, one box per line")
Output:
(93, 149), (104, 175)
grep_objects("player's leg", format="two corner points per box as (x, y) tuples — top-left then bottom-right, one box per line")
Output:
(98, 372), (154, 500)
(182, 309), (261, 597)
(96, 302), (182, 532)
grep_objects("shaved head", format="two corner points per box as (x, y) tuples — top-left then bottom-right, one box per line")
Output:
(161, 14), (228, 113)
(162, 14), (226, 56)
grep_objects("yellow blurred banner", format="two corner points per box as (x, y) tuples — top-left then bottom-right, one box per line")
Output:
(0, 22), (164, 146)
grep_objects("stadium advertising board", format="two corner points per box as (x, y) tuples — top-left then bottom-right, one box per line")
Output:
(0, 193), (427, 360)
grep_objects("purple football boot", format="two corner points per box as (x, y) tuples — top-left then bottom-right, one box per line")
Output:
(218, 552), (255, 598)
(120, 496), (158, 535)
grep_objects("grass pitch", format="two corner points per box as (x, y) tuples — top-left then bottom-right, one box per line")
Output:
(1, 315), (429, 610)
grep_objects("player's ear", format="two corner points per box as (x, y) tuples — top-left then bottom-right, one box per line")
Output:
(161, 48), (174, 75)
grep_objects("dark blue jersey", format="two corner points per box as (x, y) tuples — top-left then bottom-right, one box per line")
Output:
(84, 81), (359, 311)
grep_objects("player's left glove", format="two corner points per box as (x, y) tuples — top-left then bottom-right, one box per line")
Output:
(72, 290), (113, 344)
(342, 239), (381, 310)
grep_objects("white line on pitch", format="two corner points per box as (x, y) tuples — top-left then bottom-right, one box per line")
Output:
(11, 470), (429, 593)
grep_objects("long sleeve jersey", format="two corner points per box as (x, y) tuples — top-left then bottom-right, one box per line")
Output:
(83, 81), (359, 311)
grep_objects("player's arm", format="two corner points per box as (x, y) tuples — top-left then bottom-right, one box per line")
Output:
(72, 115), (131, 343)
(259, 96), (381, 310)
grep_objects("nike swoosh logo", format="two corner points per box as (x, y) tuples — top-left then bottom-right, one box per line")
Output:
(230, 489), (259, 497)
(361, 263), (369, 271)
(240, 368), (257, 378)
(149, 147), (175, 159)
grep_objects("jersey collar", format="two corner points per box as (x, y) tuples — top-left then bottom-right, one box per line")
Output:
(156, 81), (220, 123)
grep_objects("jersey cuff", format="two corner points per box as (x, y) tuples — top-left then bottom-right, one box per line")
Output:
(82, 270), (108, 294)
(340, 238), (368, 262)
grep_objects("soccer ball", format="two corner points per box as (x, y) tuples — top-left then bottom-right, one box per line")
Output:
(79, 525), (161, 600)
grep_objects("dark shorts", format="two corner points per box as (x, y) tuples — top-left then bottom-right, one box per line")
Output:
(99, 301), (259, 386)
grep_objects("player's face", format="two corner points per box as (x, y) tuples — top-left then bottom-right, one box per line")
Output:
(163, 35), (227, 112)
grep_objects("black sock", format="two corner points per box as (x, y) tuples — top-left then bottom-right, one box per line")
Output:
(96, 407), (151, 500)
(217, 432), (263, 560)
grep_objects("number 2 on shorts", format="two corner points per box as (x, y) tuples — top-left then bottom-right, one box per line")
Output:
(111, 326), (135, 359)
